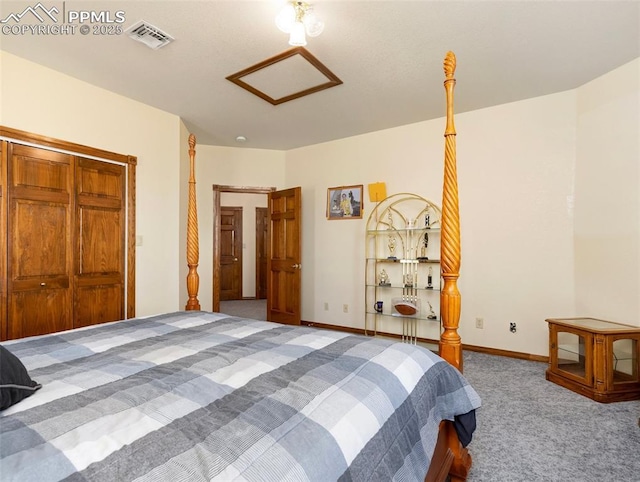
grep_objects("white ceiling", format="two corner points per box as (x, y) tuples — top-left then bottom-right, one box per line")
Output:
(1, 1), (638, 150)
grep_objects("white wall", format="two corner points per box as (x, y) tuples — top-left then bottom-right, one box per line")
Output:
(574, 58), (640, 326)
(183, 144), (286, 311)
(286, 91), (578, 356)
(0, 51), (182, 316)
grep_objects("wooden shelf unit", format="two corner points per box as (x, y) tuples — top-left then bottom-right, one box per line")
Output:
(545, 317), (640, 403)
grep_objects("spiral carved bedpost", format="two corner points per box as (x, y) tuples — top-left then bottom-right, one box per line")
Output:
(185, 134), (201, 310)
(439, 52), (463, 372)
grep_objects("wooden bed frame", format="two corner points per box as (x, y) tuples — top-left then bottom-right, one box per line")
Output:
(183, 51), (470, 482)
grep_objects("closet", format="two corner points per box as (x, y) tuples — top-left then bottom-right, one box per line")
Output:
(0, 127), (136, 341)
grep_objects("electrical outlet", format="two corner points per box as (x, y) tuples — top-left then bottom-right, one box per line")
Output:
(324, 302), (329, 311)
(475, 317), (484, 329)
(510, 322), (517, 333)
(343, 304), (348, 313)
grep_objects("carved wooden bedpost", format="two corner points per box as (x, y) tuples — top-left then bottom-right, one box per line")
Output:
(185, 134), (201, 310)
(439, 51), (463, 372)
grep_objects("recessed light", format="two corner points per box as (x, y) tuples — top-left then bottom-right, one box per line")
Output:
(235, 135), (247, 143)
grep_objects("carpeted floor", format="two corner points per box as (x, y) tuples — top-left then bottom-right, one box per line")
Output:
(462, 351), (640, 481)
(215, 303), (640, 481)
(219, 299), (267, 321)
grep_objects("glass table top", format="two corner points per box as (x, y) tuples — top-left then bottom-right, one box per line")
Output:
(547, 318), (640, 333)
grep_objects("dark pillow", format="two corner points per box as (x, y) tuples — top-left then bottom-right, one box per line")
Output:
(0, 345), (42, 410)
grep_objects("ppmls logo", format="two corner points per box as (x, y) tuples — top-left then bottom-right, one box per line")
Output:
(1, 2), (60, 23)
(1, 2), (126, 36)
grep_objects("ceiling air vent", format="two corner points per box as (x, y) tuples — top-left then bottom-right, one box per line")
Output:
(125, 20), (174, 50)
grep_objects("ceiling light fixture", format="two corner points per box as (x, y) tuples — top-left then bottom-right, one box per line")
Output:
(275, 1), (324, 47)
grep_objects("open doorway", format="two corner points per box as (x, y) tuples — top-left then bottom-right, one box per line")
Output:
(213, 185), (275, 320)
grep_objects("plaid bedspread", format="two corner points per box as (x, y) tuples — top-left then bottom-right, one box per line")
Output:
(1, 311), (481, 481)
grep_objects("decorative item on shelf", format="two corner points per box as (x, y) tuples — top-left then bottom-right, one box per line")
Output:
(427, 302), (437, 320)
(403, 273), (414, 288)
(378, 269), (391, 286)
(424, 211), (431, 229)
(394, 300), (418, 316)
(387, 212), (397, 259)
(387, 235), (397, 259)
(426, 266), (433, 289)
(374, 301), (383, 313)
(418, 231), (429, 260)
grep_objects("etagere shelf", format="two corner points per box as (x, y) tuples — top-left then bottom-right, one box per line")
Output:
(365, 193), (442, 344)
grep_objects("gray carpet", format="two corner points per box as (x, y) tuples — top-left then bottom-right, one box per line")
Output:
(219, 299), (267, 320)
(463, 351), (640, 481)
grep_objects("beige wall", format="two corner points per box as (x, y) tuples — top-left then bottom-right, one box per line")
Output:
(1, 51), (182, 316)
(574, 58), (640, 326)
(4, 49), (637, 356)
(286, 91), (577, 356)
(180, 144), (286, 311)
(283, 58), (639, 356)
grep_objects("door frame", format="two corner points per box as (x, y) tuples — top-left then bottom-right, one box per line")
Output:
(212, 184), (275, 313)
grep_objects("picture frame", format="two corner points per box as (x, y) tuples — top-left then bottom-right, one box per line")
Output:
(327, 185), (363, 220)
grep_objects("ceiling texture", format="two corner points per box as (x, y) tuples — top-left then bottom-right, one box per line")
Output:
(1, 1), (639, 150)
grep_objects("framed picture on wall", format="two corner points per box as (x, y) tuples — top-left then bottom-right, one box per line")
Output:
(327, 185), (363, 220)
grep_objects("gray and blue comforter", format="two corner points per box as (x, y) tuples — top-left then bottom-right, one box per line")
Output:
(1, 311), (481, 481)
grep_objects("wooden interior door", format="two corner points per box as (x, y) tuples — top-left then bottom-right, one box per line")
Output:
(220, 206), (242, 301)
(7, 144), (73, 339)
(267, 187), (301, 325)
(74, 158), (126, 328)
(256, 207), (268, 300)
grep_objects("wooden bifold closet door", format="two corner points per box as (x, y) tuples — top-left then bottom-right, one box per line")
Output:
(74, 158), (126, 328)
(1, 128), (135, 341)
(8, 144), (74, 339)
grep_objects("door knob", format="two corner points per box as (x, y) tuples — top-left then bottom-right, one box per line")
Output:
(292, 264), (301, 269)
(234, 258), (238, 261)
(40, 282), (46, 286)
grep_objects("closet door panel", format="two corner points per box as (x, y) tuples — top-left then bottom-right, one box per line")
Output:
(12, 202), (68, 278)
(75, 285), (122, 329)
(8, 144), (73, 339)
(9, 290), (72, 339)
(75, 158), (125, 328)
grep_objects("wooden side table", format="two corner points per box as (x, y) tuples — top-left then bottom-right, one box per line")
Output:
(545, 317), (640, 403)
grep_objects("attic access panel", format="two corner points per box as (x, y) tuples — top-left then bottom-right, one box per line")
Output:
(226, 47), (342, 105)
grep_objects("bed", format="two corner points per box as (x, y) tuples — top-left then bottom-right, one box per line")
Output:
(0, 52), (479, 481)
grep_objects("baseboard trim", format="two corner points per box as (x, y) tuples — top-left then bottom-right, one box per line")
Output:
(301, 320), (548, 363)
(302, 320), (365, 335)
(302, 320), (444, 347)
(462, 344), (548, 363)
